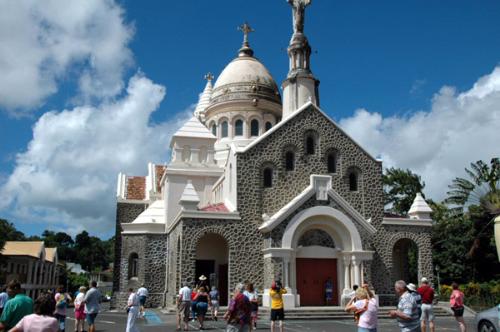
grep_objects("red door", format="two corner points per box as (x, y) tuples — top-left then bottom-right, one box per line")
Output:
(296, 258), (338, 306)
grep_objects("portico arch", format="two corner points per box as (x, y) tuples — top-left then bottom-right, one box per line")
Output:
(280, 206), (371, 306)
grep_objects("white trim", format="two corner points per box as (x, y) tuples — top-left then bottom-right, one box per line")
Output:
(121, 222), (166, 234)
(117, 198), (149, 204)
(259, 175), (376, 235)
(281, 206), (364, 251)
(239, 101), (380, 163)
(296, 246), (341, 258)
(262, 248), (294, 259)
(166, 210), (241, 234)
(165, 167), (223, 177)
(382, 218), (433, 227)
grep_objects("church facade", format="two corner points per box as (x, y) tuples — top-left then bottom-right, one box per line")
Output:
(111, 2), (434, 309)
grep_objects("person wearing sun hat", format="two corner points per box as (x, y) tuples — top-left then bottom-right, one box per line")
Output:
(407, 283), (422, 320)
(417, 277), (435, 332)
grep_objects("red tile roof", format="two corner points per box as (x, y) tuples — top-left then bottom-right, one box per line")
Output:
(199, 203), (229, 212)
(126, 176), (146, 200)
(155, 165), (166, 193)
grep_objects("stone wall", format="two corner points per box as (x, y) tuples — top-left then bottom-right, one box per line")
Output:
(111, 202), (147, 308)
(113, 231), (167, 309)
(178, 217), (265, 296)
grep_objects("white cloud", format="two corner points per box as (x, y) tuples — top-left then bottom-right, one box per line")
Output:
(0, 74), (191, 235)
(0, 0), (133, 114)
(340, 66), (500, 202)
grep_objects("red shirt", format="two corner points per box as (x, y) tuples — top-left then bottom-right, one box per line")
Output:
(417, 285), (434, 304)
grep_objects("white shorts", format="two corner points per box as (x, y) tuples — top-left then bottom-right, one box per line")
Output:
(421, 303), (434, 322)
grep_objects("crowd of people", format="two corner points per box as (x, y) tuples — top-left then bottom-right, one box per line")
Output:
(0, 279), (102, 332)
(176, 276), (286, 332)
(0, 275), (469, 332)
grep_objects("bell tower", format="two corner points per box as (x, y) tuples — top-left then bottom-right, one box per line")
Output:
(282, 0), (320, 118)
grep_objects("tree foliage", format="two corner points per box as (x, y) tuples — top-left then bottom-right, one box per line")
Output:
(447, 158), (500, 216)
(0, 219), (114, 273)
(383, 167), (425, 216)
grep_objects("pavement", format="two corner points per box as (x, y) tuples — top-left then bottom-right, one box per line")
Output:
(63, 309), (478, 331)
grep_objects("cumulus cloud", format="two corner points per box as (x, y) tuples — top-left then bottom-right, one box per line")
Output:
(340, 66), (500, 202)
(0, 74), (191, 235)
(0, 0), (133, 114)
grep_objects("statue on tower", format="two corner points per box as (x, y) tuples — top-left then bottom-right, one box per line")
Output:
(287, 0), (311, 33)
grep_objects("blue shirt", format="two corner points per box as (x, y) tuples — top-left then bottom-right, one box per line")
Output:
(397, 291), (420, 331)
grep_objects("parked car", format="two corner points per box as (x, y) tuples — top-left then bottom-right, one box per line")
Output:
(475, 305), (499, 332)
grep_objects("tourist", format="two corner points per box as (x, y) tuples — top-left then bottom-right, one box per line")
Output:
(83, 281), (101, 332)
(325, 277), (333, 306)
(270, 280), (287, 332)
(54, 285), (72, 332)
(345, 287), (378, 332)
(450, 282), (466, 332)
(136, 284), (148, 318)
(224, 283), (251, 332)
(194, 286), (209, 330)
(8, 292), (58, 332)
(126, 288), (140, 332)
(243, 283), (258, 330)
(191, 285), (198, 321)
(417, 278), (435, 332)
(0, 286), (8, 316)
(209, 286), (219, 321)
(389, 280), (421, 332)
(0, 280), (33, 331)
(73, 286), (87, 332)
(178, 281), (192, 331)
(406, 283), (422, 319)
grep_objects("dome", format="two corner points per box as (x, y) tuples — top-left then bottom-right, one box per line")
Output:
(208, 54), (282, 110)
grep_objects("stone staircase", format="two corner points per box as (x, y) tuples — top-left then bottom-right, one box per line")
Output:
(212, 305), (450, 320)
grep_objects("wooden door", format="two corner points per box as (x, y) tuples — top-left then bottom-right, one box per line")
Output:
(296, 258), (338, 306)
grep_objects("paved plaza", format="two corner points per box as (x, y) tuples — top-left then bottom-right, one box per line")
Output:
(63, 309), (476, 332)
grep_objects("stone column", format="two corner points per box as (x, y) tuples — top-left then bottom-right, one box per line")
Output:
(283, 257), (290, 288)
(342, 256), (351, 290)
(352, 256), (361, 286)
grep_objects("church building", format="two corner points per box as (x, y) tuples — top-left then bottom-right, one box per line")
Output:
(112, 1), (434, 308)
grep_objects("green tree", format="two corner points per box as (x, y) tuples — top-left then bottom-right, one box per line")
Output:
(447, 158), (500, 216)
(383, 167), (425, 216)
(41, 230), (75, 262)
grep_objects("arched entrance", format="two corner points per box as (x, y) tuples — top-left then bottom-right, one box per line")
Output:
(280, 206), (372, 307)
(195, 233), (228, 305)
(393, 238), (418, 284)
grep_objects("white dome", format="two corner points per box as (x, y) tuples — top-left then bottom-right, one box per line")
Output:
(213, 56), (278, 91)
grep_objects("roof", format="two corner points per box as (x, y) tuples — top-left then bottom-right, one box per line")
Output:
(126, 176), (146, 200)
(200, 203), (229, 212)
(172, 116), (216, 141)
(44, 247), (57, 262)
(240, 101), (379, 162)
(1, 241), (44, 259)
(131, 199), (165, 224)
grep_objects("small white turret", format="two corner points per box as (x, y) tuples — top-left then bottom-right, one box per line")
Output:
(408, 193), (432, 220)
(194, 73), (214, 122)
(179, 180), (200, 211)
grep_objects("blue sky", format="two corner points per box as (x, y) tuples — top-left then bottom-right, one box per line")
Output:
(0, 0), (499, 238)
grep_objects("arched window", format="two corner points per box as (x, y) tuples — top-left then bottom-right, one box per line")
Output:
(221, 121), (228, 138)
(265, 121), (273, 131)
(251, 119), (259, 136)
(349, 172), (358, 191)
(306, 136), (315, 154)
(327, 152), (337, 173)
(211, 123), (217, 136)
(263, 167), (273, 188)
(128, 253), (139, 279)
(285, 151), (295, 171)
(235, 119), (243, 136)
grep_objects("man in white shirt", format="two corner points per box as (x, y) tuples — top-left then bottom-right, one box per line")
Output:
(177, 282), (191, 331)
(0, 285), (8, 316)
(136, 285), (148, 317)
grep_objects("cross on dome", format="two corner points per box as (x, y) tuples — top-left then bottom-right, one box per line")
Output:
(204, 72), (214, 82)
(237, 22), (254, 57)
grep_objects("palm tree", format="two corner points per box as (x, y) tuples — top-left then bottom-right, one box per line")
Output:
(446, 158), (500, 216)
